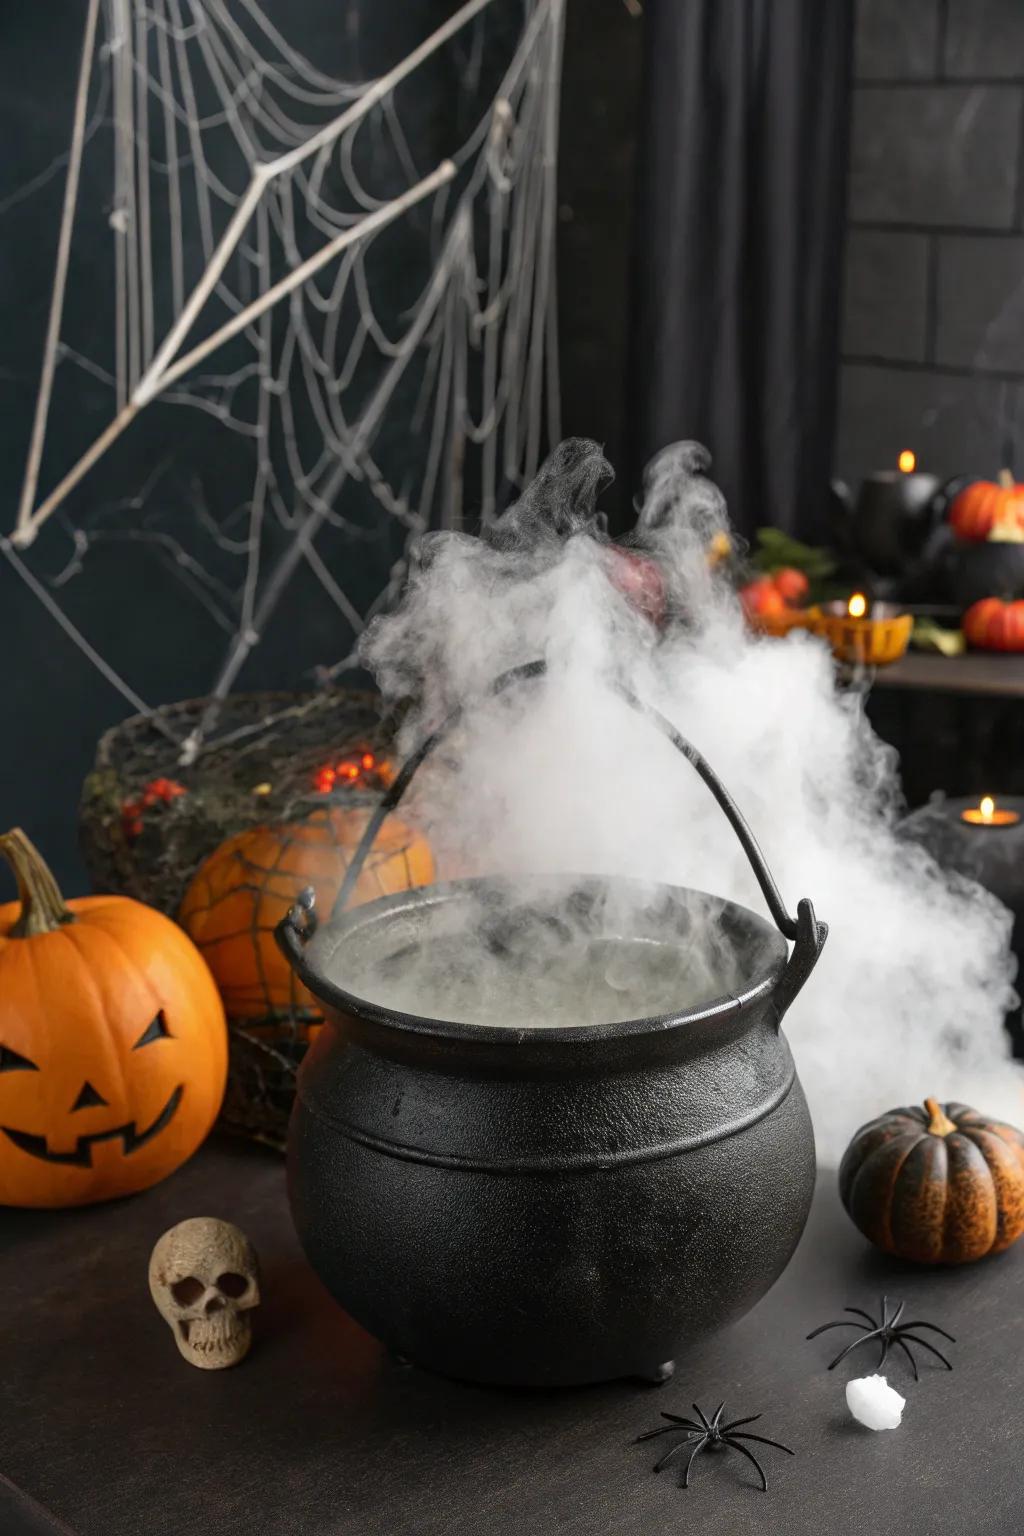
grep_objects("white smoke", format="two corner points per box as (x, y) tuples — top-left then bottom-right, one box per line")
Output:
(362, 440), (1022, 1165)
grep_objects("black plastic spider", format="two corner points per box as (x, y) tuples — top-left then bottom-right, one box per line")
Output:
(806, 1293), (955, 1380)
(637, 1401), (794, 1492)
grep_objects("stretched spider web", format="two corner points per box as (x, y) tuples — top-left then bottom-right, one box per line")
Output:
(4, 0), (563, 760)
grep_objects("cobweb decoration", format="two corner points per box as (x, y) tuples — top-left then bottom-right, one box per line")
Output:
(3, 0), (564, 761)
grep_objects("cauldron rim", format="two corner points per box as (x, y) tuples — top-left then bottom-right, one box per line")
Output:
(289, 872), (788, 1046)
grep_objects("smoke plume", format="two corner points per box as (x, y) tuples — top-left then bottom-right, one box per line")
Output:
(361, 439), (1022, 1165)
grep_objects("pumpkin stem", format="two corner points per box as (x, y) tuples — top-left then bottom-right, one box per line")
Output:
(998, 469), (1015, 490)
(924, 1097), (957, 1137)
(0, 828), (74, 937)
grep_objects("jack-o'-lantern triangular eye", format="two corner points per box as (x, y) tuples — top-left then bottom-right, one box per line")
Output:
(0, 1045), (38, 1072)
(133, 1010), (172, 1049)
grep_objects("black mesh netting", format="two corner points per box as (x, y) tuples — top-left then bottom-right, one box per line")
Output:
(79, 689), (405, 1149)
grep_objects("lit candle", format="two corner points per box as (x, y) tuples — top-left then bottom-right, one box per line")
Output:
(960, 796), (1021, 828)
(847, 592), (868, 619)
(898, 450), (916, 474)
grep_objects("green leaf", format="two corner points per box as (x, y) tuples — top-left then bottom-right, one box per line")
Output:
(911, 618), (965, 656)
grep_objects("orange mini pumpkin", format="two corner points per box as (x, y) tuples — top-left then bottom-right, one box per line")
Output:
(0, 828), (227, 1208)
(962, 596), (1024, 652)
(178, 806), (434, 1020)
(949, 472), (1024, 543)
(839, 1098), (1024, 1264)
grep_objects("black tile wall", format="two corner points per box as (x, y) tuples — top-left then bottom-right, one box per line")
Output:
(849, 87), (1021, 228)
(842, 230), (930, 361)
(838, 364), (1021, 479)
(936, 237), (1024, 370)
(838, 0), (1024, 482)
(854, 0), (940, 81)
(945, 0), (1024, 81)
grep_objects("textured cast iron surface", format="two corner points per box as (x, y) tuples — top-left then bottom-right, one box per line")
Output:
(284, 875), (819, 1386)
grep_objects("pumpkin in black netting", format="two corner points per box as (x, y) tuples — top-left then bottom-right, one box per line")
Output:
(178, 805), (434, 1021)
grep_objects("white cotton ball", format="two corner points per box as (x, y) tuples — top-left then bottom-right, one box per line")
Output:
(846, 1374), (905, 1430)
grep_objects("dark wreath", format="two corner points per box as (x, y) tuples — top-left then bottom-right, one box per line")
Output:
(637, 1401), (794, 1492)
(806, 1293), (955, 1379)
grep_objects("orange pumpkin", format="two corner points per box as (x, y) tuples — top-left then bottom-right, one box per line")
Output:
(178, 806), (434, 1020)
(0, 828), (227, 1208)
(949, 472), (1024, 543)
(962, 596), (1024, 652)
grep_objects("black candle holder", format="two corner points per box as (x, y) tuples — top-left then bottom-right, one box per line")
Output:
(900, 794), (1024, 1058)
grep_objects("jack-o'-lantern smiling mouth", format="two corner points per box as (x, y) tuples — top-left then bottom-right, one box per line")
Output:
(1, 1084), (184, 1166)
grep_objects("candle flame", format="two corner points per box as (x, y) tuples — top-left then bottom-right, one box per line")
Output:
(980, 795), (995, 820)
(848, 592), (868, 619)
(898, 450), (916, 473)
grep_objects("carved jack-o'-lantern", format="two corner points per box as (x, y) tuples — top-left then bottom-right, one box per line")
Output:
(0, 828), (227, 1208)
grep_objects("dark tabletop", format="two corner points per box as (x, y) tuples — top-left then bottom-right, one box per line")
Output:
(874, 650), (1024, 696)
(1, 1136), (1022, 1536)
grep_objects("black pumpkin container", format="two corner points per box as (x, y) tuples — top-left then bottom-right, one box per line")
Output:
(278, 664), (828, 1387)
(950, 540), (1024, 611)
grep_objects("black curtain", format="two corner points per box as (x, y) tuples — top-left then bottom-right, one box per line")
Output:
(629, 0), (854, 540)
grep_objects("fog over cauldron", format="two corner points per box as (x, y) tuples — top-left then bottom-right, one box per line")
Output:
(279, 440), (1021, 1386)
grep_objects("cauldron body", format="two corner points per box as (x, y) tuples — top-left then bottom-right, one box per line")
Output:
(283, 875), (820, 1386)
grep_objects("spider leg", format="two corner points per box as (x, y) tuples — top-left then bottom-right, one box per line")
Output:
(710, 1402), (726, 1430)
(681, 1436), (708, 1488)
(721, 1414), (762, 1433)
(843, 1307), (879, 1326)
(661, 1413), (705, 1428)
(806, 1320), (868, 1339)
(728, 1432), (795, 1456)
(894, 1337), (919, 1382)
(723, 1437), (769, 1492)
(876, 1336), (890, 1371)
(827, 1327), (883, 1370)
(693, 1403), (712, 1432)
(888, 1299), (906, 1328)
(899, 1321), (956, 1343)
(654, 1435), (694, 1473)
(898, 1332), (954, 1370)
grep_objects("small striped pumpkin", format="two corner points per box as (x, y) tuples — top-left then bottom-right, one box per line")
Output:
(839, 1098), (1024, 1265)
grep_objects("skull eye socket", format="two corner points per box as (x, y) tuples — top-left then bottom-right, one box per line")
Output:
(134, 1010), (172, 1049)
(0, 1045), (38, 1073)
(216, 1271), (249, 1299)
(170, 1276), (205, 1307)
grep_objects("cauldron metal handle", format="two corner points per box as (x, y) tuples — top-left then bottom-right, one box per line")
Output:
(281, 659), (827, 1027)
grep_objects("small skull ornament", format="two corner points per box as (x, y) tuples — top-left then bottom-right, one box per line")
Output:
(149, 1216), (259, 1369)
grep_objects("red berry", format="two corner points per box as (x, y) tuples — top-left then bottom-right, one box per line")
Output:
(605, 547), (667, 628)
(772, 567), (809, 606)
(741, 578), (786, 620)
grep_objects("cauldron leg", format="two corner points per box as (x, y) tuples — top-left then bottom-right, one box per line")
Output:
(636, 1360), (676, 1386)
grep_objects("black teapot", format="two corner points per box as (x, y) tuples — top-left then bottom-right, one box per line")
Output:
(278, 663), (828, 1387)
(832, 468), (964, 579)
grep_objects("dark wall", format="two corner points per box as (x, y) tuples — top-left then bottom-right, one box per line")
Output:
(838, 0), (1024, 481)
(556, 0), (644, 529)
(1, 1), (642, 892)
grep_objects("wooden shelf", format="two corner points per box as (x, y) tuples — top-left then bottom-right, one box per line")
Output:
(873, 651), (1024, 697)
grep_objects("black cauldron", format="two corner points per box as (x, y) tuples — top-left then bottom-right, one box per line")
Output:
(278, 664), (828, 1387)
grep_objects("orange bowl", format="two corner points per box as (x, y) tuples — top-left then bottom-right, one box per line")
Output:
(747, 607), (814, 639)
(806, 605), (912, 666)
